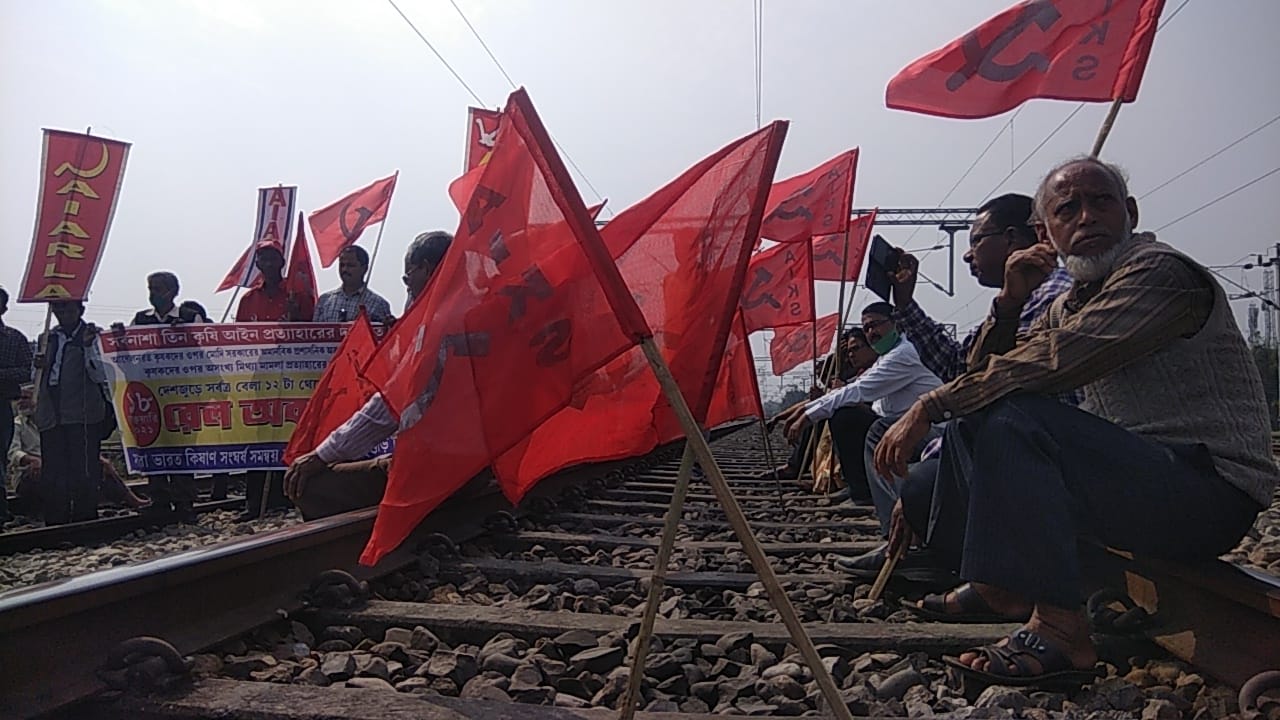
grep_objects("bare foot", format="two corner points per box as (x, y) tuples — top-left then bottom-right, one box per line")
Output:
(958, 604), (1097, 674)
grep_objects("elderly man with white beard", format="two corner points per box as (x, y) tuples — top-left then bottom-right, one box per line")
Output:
(873, 156), (1277, 688)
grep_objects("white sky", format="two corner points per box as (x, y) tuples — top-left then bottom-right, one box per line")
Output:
(3, 0), (1279, 397)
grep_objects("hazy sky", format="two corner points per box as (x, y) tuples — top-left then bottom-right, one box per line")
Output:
(3, 0), (1279, 394)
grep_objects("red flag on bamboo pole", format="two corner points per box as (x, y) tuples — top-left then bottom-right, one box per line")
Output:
(758, 149), (858, 245)
(812, 209), (877, 282)
(770, 312), (840, 376)
(308, 173), (398, 268)
(741, 241), (814, 333)
(493, 123), (787, 491)
(19, 129), (131, 302)
(358, 89), (652, 565)
(283, 310), (381, 464)
(284, 212), (318, 321)
(886, 0), (1166, 119)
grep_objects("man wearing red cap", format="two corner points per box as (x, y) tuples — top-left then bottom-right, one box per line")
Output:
(235, 240), (314, 322)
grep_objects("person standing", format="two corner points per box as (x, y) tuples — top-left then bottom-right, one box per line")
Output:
(130, 271), (203, 522)
(312, 246), (392, 323)
(0, 287), (34, 522)
(34, 300), (112, 525)
(236, 240), (314, 322)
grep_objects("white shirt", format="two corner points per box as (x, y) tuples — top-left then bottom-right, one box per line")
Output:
(315, 393), (399, 464)
(803, 337), (942, 422)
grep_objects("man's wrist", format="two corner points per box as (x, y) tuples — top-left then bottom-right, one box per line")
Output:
(992, 292), (1026, 319)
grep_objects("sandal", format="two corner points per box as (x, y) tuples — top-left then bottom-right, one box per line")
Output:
(903, 583), (1030, 624)
(943, 627), (1101, 689)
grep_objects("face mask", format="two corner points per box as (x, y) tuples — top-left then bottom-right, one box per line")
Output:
(871, 329), (900, 355)
(149, 292), (169, 309)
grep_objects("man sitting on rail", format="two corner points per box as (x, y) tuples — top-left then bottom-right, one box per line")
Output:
(764, 330), (878, 489)
(873, 156), (1276, 686)
(785, 302), (941, 504)
(284, 231), (452, 519)
(840, 193), (1077, 577)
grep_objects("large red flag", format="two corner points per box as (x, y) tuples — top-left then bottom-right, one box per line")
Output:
(308, 173), (398, 268)
(770, 312), (840, 376)
(358, 89), (649, 565)
(741, 241), (814, 333)
(886, 0), (1166, 119)
(707, 313), (766, 426)
(812, 209), (877, 282)
(758, 150), (857, 244)
(492, 123), (787, 493)
(283, 310), (381, 464)
(284, 212), (319, 321)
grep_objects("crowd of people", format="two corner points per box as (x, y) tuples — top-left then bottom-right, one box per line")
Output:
(764, 156), (1275, 686)
(0, 235), (416, 526)
(1, 154), (1274, 689)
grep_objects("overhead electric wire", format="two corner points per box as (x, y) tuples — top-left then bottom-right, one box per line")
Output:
(390, 0), (612, 213)
(1155, 166), (1280, 232)
(1139, 112), (1280, 200)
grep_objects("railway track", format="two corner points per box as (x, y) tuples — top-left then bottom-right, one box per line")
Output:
(3, 425), (1277, 719)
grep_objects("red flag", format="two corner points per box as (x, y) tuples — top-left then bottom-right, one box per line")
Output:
(308, 173), (398, 268)
(285, 212), (318, 321)
(283, 310), (381, 465)
(812, 209), (877, 282)
(758, 150), (858, 244)
(770, 312), (840, 376)
(707, 313), (765, 426)
(492, 123), (788, 491)
(741, 241), (814, 333)
(466, 107), (502, 171)
(217, 248), (254, 294)
(358, 89), (650, 565)
(19, 130), (130, 302)
(886, 0), (1166, 119)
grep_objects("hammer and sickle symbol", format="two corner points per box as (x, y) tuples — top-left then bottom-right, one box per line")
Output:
(54, 142), (110, 178)
(814, 248), (842, 266)
(743, 268), (783, 311)
(947, 0), (1063, 91)
(339, 202), (375, 242)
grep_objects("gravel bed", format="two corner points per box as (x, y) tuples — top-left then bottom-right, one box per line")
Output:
(0, 508), (300, 592)
(203, 616), (1244, 718)
(1225, 493), (1280, 575)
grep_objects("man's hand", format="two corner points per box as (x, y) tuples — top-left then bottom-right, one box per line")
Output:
(887, 498), (917, 558)
(21, 455), (41, 472)
(785, 413), (811, 445)
(284, 452), (327, 501)
(873, 401), (932, 481)
(890, 251), (920, 307)
(808, 385), (825, 400)
(828, 378), (845, 389)
(997, 243), (1057, 310)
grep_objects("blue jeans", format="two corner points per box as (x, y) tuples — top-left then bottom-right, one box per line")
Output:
(927, 394), (1261, 607)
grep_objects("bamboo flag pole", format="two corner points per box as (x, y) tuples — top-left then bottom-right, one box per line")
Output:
(619, 445), (696, 719)
(365, 170), (400, 280)
(638, 337), (854, 720)
(1090, 98), (1124, 157)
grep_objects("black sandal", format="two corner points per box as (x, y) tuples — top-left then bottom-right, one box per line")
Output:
(943, 627), (1101, 689)
(903, 583), (1029, 624)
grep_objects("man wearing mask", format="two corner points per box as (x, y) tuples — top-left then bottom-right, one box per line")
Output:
(0, 287), (34, 522)
(313, 245), (392, 324)
(129, 271), (204, 522)
(785, 302), (941, 504)
(34, 301), (113, 525)
(285, 232), (452, 518)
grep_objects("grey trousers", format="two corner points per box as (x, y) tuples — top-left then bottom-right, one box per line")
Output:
(863, 416), (943, 536)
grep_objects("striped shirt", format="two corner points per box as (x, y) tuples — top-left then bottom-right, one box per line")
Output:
(315, 393), (398, 464)
(920, 233), (1213, 423)
(313, 286), (393, 324)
